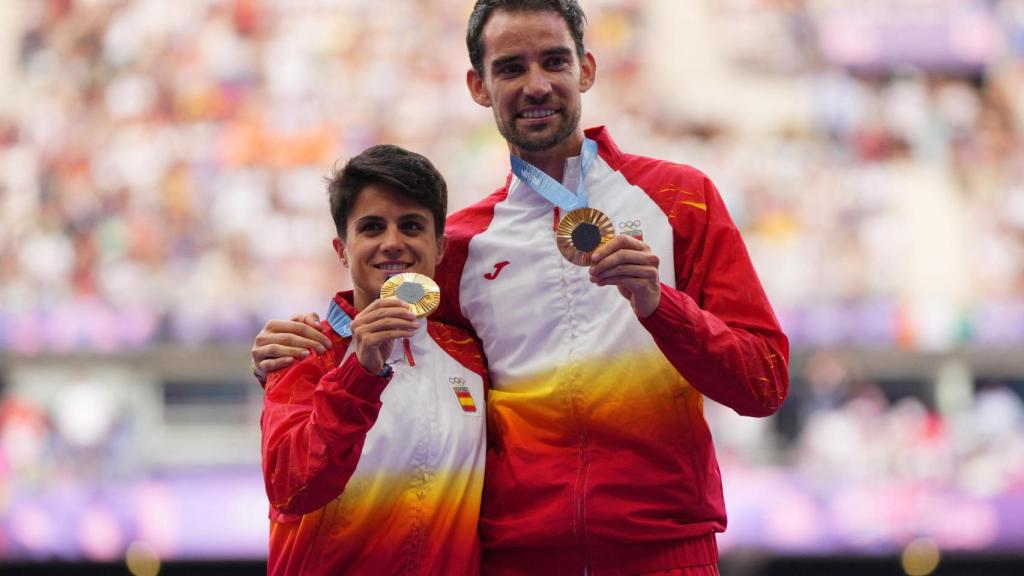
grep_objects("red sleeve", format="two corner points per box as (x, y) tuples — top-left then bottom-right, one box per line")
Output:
(638, 174), (789, 417)
(260, 351), (391, 515)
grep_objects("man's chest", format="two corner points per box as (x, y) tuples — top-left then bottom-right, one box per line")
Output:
(455, 173), (681, 381)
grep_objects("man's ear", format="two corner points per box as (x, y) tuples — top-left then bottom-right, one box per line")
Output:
(579, 50), (596, 93)
(332, 237), (349, 268)
(467, 68), (492, 107)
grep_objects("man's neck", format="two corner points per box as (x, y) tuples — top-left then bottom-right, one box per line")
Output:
(512, 132), (585, 182)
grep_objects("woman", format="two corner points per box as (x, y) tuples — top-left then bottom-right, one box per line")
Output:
(261, 145), (487, 575)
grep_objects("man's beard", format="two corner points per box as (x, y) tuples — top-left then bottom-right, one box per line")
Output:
(497, 105), (580, 153)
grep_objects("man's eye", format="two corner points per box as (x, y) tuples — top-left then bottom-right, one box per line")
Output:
(360, 223), (384, 233)
(498, 64), (523, 75)
(401, 221), (425, 232)
(546, 57), (569, 69)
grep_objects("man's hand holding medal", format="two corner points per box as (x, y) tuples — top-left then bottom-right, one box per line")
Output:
(589, 234), (661, 319)
(555, 206), (661, 319)
(511, 138), (663, 320)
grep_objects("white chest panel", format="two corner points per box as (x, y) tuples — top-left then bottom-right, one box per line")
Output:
(341, 328), (486, 477)
(459, 158), (678, 388)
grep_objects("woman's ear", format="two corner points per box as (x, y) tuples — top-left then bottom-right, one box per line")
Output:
(332, 237), (349, 268)
(436, 233), (448, 265)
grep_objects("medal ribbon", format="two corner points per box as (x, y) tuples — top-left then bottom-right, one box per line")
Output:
(326, 299), (353, 338)
(510, 138), (598, 212)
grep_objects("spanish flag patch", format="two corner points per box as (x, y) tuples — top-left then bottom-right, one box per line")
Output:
(452, 385), (477, 413)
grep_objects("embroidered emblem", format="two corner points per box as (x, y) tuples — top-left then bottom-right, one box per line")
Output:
(616, 218), (644, 242)
(449, 376), (477, 413)
(484, 261), (510, 280)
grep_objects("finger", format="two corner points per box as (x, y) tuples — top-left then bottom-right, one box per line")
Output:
(590, 239), (653, 271)
(253, 343), (312, 365)
(353, 301), (418, 327)
(590, 250), (658, 276)
(258, 320), (331, 353)
(589, 236), (627, 264)
(293, 312), (323, 331)
(362, 328), (418, 341)
(354, 316), (420, 336)
(367, 298), (418, 318)
(255, 332), (327, 356)
(257, 333), (331, 356)
(257, 356), (296, 375)
(300, 313), (331, 348)
(592, 272), (658, 289)
(258, 319), (324, 341)
(591, 235), (647, 263)
(590, 264), (659, 284)
(358, 330), (418, 351)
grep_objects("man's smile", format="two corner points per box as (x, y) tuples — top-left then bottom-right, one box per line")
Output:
(518, 107), (559, 120)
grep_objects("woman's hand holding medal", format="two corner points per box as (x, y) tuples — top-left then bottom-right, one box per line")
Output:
(350, 299), (418, 375)
(589, 235), (662, 319)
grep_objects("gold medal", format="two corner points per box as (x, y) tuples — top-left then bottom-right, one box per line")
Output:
(379, 273), (441, 317)
(556, 207), (615, 266)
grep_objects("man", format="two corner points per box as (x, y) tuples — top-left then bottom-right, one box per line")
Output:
(261, 145), (488, 574)
(253, 1), (788, 574)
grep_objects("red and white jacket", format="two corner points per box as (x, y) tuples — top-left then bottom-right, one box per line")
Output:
(434, 127), (789, 575)
(262, 292), (488, 575)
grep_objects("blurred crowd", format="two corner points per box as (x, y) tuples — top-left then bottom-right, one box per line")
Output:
(1, 0), (1024, 561)
(0, 0), (1022, 352)
(0, 0), (532, 352)
(705, 350), (1024, 552)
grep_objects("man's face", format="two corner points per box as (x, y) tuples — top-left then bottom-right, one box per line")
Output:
(468, 9), (595, 155)
(333, 183), (445, 310)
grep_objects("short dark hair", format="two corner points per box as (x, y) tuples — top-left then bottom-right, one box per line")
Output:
(327, 145), (447, 238)
(467, 0), (587, 76)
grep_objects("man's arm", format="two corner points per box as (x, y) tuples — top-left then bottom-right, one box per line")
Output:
(590, 178), (789, 417)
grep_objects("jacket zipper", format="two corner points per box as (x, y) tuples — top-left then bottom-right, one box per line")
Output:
(575, 430), (591, 574)
(556, 201), (590, 574)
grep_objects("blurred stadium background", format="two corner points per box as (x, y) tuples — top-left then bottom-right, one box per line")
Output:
(1, 0), (1023, 574)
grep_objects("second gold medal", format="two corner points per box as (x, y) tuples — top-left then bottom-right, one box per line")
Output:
(556, 207), (615, 266)
(379, 273), (441, 317)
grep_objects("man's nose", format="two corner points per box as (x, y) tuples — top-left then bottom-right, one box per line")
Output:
(523, 65), (551, 99)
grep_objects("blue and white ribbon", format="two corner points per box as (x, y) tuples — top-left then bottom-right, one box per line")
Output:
(326, 299), (352, 338)
(510, 138), (598, 212)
